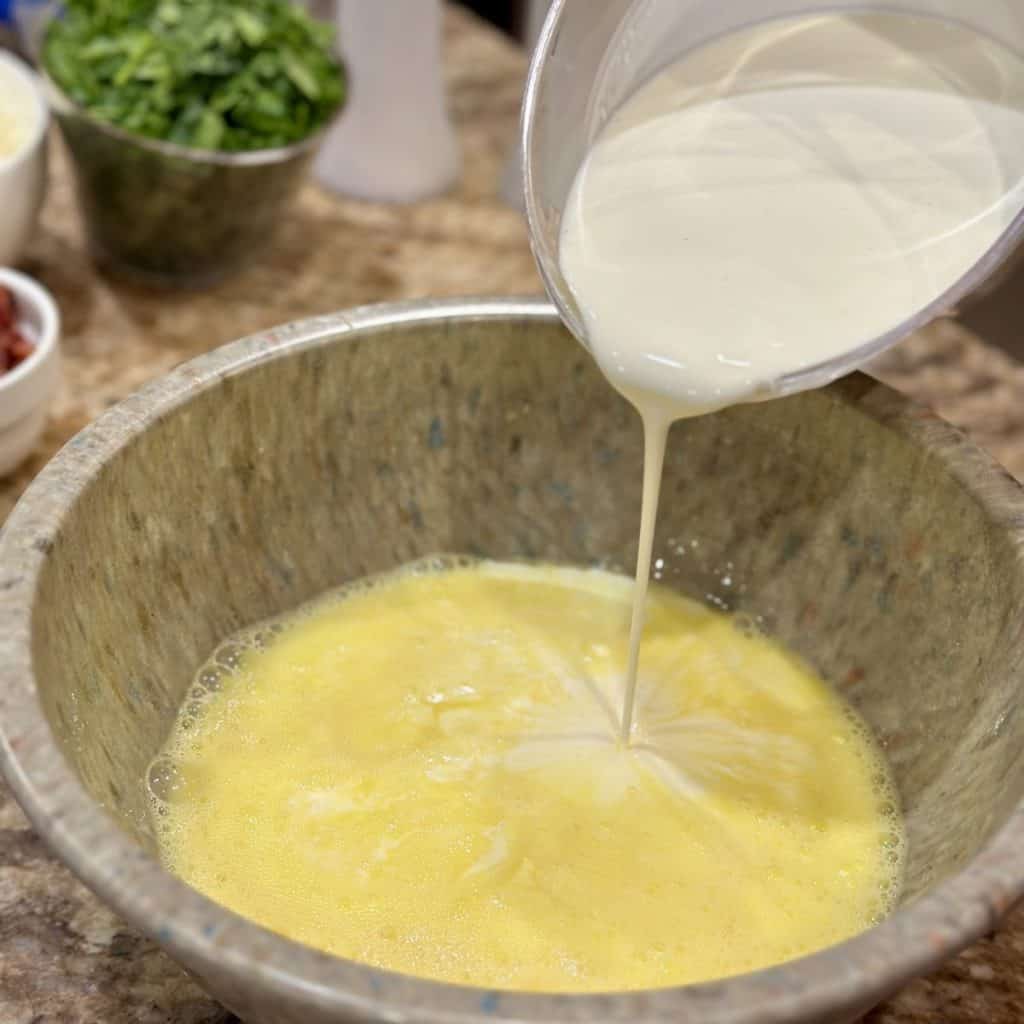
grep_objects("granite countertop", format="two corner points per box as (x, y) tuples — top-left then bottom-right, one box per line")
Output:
(4, 7), (1024, 1022)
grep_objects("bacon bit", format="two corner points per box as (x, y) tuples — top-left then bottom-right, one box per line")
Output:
(0, 286), (35, 374)
(0, 286), (14, 329)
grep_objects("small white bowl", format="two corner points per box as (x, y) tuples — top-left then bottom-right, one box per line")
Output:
(0, 51), (49, 266)
(0, 268), (60, 476)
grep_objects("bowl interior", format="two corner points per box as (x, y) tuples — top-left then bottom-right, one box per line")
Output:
(27, 309), (1024, 925)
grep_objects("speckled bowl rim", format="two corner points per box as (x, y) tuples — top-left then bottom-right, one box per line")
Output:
(3, 297), (1024, 1024)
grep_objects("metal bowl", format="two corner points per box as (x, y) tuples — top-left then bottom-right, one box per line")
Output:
(2, 299), (1024, 1024)
(45, 77), (324, 288)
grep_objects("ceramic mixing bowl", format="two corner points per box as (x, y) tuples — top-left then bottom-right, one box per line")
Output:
(2, 299), (1024, 1024)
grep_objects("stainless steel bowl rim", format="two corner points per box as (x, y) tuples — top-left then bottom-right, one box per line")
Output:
(2, 297), (1024, 1024)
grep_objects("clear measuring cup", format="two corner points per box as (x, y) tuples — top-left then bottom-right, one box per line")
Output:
(522, 0), (1024, 397)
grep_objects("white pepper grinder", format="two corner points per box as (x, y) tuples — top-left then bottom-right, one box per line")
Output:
(314, 0), (461, 202)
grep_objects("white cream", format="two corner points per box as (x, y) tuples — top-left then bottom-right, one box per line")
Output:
(558, 13), (1024, 738)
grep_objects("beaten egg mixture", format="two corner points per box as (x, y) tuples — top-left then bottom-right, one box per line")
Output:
(152, 559), (902, 991)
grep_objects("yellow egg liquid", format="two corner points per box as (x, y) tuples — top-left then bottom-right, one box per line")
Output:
(151, 558), (902, 992)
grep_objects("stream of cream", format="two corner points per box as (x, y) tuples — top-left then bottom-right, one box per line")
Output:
(559, 12), (1024, 740)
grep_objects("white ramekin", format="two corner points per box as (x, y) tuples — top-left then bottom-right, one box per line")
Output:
(0, 50), (49, 266)
(0, 267), (61, 475)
